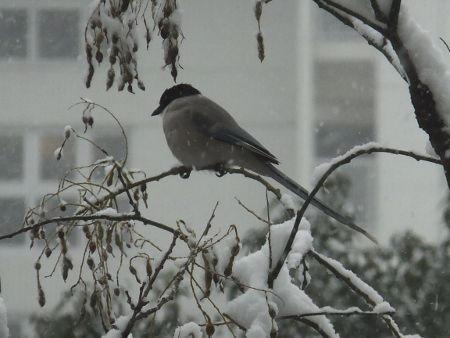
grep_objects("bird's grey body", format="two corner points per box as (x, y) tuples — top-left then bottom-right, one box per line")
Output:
(152, 84), (375, 242)
(162, 94), (276, 175)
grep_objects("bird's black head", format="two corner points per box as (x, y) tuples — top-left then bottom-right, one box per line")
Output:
(151, 84), (201, 116)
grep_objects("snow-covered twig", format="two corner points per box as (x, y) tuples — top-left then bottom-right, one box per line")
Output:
(310, 250), (404, 338)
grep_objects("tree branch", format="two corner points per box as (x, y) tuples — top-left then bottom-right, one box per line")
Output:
(268, 144), (442, 287)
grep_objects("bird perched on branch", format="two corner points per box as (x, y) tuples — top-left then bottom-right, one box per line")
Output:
(152, 83), (375, 242)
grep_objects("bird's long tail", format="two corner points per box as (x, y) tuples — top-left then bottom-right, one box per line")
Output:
(267, 165), (377, 243)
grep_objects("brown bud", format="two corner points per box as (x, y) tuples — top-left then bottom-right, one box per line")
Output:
(87, 116), (94, 127)
(112, 33), (119, 44)
(257, 32), (265, 62)
(268, 305), (277, 319)
(127, 83), (134, 94)
(106, 67), (115, 91)
(118, 79), (125, 91)
(137, 79), (145, 91)
(95, 50), (103, 63)
(129, 264), (140, 283)
(206, 322), (215, 337)
(57, 229), (65, 239)
(35, 262), (41, 270)
(255, 1), (263, 21)
(87, 257), (95, 270)
(90, 291), (97, 309)
(146, 258), (152, 276)
(160, 21), (170, 39)
(231, 244), (240, 257)
(45, 247), (52, 258)
(38, 287), (46, 307)
(89, 241), (97, 253)
(133, 188), (140, 201)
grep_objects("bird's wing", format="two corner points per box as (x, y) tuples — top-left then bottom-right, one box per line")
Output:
(209, 125), (280, 165)
(186, 96), (280, 165)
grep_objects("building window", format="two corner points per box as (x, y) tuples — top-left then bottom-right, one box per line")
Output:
(0, 134), (23, 180)
(314, 60), (377, 225)
(37, 9), (80, 59)
(40, 134), (76, 180)
(0, 8), (28, 58)
(92, 134), (127, 162)
(0, 198), (26, 245)
(314, 60), (375, 157)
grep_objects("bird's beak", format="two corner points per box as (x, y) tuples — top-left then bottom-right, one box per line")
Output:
(151, 106), (163, 116)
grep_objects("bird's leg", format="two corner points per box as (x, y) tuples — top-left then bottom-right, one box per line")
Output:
(179, 166), (192, 179)
(214, 163), (228, 177)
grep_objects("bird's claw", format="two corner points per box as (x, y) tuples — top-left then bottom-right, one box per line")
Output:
(214, 164), (227, 177)
(179, 167), (192, 179)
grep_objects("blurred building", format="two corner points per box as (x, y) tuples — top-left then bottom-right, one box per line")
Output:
(0, 0), (448, 336)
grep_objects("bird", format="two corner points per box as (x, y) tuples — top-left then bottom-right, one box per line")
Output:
(152, 83), (375, 242)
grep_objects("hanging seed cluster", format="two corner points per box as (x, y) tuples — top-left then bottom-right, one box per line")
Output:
(158, 0), (182, 82)
(85, 0), (145, 92)
(254, 0), (265, 62)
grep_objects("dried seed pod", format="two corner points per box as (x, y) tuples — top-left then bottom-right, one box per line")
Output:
(129, 264), (140, 283)
(106, 67), (115, 91)
(231, 244), (240, 257)
(38, 285), (46, 307)
(206, 321), (215, 337)
(45, 247), (52, 258)
(86, 63), (94, 88)
(87, 256), (95, 270)
(35, 262), (41, 270)
(171, 65), (178, 82)
(106, 170), (114, 186)
(95, 50), (103, 63)
(95, 32), (104, 46)
(62, 263), (69, 281)
(118, 79), (126, 91)
(112, 33), (119, 44)
(160, 20), (170, 39)
(106, 243), (113, 254)
(114, 230), (122, 250)
(87, 115), (94, 127)
(137, 79), (145, 91)
(90, 291), (97, 310)
(62, 256), (73, 281)
(257, 32), (265, 62)
(268, 302), (278, 318)
(114, 288), (120, 296)
(133, 188), (140, 201)
(255, 1), (263, 21)
(89, 241), (97, 253)
(146, 258), (152, 276)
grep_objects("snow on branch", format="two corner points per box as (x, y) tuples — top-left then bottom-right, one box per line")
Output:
(312, 0), (450, 188)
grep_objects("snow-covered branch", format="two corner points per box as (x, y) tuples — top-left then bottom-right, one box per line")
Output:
(312, 0), (450, 188)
